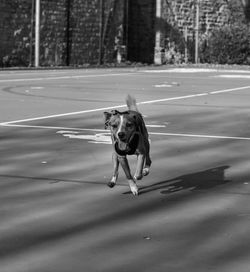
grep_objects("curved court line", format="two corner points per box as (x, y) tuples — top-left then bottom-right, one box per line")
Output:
(1, 85), (250, 126)
(0, 72), (137, 83)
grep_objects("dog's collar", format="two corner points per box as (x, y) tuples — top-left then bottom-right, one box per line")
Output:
(114, 132), (139, 156)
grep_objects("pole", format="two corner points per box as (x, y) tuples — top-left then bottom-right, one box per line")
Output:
(154, 0), (162, 65)
(195, 0), (199, 64)
(35, 0), (40, 67)
(184, 26), (188, 64)
(98, 0), (104, 65)
(29, 0), (34, 66)
(124, 0), (129, 60)
(66, 0), (71, 66)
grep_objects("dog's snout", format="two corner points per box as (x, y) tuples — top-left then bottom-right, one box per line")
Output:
(118, 132), (126, 140)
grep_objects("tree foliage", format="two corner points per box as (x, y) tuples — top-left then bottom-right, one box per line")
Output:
(200, 0), (250, 65)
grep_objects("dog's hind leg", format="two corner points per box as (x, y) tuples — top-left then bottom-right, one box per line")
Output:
(107, 152), (119, 188)
(119, 156), (138, 196)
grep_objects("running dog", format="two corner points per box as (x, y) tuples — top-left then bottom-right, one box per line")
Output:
(104, 95), (151, 195)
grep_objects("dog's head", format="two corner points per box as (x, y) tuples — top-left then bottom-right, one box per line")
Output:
(104, 110), (139, 153)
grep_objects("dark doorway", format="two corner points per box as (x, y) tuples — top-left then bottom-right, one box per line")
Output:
(126, 0), (155, 64)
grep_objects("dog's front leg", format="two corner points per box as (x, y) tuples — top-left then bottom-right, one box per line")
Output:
(134, 154), (145, 181)
(118, 156), (138, 196)
(107, 152), (119, 188)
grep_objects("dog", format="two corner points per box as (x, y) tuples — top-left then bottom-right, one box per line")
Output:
(104, 95), (151, 195)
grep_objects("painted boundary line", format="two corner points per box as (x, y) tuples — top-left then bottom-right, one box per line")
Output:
(1, 84), (250, 141)
(2, 123), (250, 141)
(0, 104), (126, 125)
(149, 132), (250, 141)
(1, 84), (250, 126)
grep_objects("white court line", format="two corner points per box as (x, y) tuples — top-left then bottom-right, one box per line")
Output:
(2, 123), (250, 141)
(0, 124), (107, 132)
(1, 84), (249, 126)
(149, 132), (250, 141)
(215, 75), (250, 79)
(210, 85), (250, 94)
(0, 104), (126, 125)
(0, 72), (137, 83)
(143, 68), (250, 74)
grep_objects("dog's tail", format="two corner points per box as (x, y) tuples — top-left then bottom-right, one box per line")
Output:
(126, 94), (139, 112)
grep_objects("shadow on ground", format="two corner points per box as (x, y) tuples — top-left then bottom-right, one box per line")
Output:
(138, 165), (231, 195)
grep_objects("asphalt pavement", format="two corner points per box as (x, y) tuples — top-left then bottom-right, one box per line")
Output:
(1, 67), (250, 272)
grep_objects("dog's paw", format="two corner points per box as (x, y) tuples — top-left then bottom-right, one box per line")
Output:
(107, 175), (118, 188)
(142, 167), (150, 176)
(107, 181), (115, 188)
(128, 179), (139, 196)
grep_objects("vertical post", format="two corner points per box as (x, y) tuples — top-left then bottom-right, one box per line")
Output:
(35, 0), (40, 67)
(124, 0), (129, 61)
(241, 0), (250, 21)
(99, 0), (104, 65)
(154, 0), (162, 65)
(184, 26), (188, 64)
(66, 0), (71, 66)
(29, 0), (35, 66)
(195, 0), (199, 64)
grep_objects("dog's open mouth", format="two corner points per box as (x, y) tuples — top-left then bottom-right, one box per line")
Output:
(117, 141), (128, 151)
(114, 141), (130, 156)
(114, 133), (139, 156)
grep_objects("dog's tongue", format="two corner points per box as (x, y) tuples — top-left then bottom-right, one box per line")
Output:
(118, 141), (128, 151)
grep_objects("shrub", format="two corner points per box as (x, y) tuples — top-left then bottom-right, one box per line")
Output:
(200, 23), (250, 65)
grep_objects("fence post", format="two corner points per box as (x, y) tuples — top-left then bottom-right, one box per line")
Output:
(184, 26), (188, 64)
(195, 0), (200, 64)
(98, 0), (104, 65)
(35, 0), (40, 67)
(29, 0), (35, 66)
(154, 0), (162, 65)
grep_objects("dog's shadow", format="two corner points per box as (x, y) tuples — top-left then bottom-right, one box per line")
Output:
(138, 165), (230, 195)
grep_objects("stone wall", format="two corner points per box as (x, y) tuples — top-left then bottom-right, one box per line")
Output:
(160, 0), (245, 63)
(0, 0), (246, 67)
(0, 0), (125, 67)
(162, 0), (230, 37)
(0, 0), (33, 66)
(68, 0), (100, 65)
(40, 0), (68, 66)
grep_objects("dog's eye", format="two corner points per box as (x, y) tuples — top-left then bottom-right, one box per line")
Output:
(111, 124), (118, 129)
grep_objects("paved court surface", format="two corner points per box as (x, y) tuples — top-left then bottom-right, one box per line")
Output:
(1, 67), (250, 272)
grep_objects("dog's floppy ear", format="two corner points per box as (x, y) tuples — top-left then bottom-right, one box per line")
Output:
(104, 110), (122, 129)
(103, 112), (112, 129)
